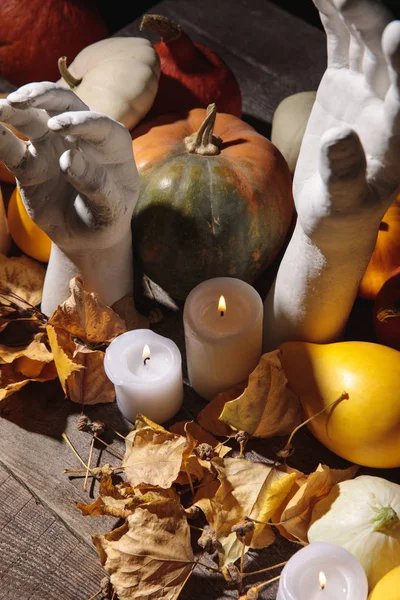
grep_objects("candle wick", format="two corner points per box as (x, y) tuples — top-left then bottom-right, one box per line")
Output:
(220, 311), (225, 317)
(143, 357), (150, 366)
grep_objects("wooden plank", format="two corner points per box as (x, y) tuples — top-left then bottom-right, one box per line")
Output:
(117, 0), (326, 129)
(0, 464), (106, 600)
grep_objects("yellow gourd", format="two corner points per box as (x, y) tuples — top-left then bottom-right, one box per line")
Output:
(7, 187), (51, 263)
(368, 565), (400, 599)
(279, 341), (400, 468)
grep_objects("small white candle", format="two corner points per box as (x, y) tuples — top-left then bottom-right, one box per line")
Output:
(277, 542), (368, 600)
(104, 329), (183, 424)
(183, 277), (263, 401)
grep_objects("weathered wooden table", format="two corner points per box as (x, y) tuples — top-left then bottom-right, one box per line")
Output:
(1, 1), (398, 598)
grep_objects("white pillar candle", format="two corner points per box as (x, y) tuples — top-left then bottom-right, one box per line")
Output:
(104, 329), (183, 424)
(277, 542), (368, 600)
(183, 277), (263, 401)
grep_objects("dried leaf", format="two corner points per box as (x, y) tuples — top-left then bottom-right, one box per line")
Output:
(197, 382), (247, 438)
(0, 253), (46, 306)
(46, 325), (83, 394)
(111, 295), (149, 331)
(48, 276), (126, 344)
(77, 473), (179, 518)
(68, 347), (115, 405)
(0, 336), (53, 364)
(219, 351), (302, 438)
(279, 463), (359, 543)
(0, 361), (57, 401)
(195, 457), (299, 567)
(123, 416), (187, 489)
(170, 421), (231, 459)
(93, 501), (194, 600)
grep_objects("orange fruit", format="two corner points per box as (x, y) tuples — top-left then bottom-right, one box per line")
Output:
(7, 186), (51, 263)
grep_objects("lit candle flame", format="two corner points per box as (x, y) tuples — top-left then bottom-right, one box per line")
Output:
(142, 344), (150, 365)
(218, 295), (226, 316)
(319, 571), (327, 590)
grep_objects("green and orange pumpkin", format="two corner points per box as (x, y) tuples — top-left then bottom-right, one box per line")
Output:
(131, 105), (294, 300)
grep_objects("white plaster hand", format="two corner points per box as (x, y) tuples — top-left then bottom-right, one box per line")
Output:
(263, 0), (400, 350)
(0, 82), (139, 315)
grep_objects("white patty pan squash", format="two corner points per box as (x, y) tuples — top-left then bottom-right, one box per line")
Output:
(58, 37), (160, 130)
(308, 476), (400, 590)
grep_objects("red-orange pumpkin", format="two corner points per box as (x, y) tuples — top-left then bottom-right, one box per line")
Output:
(373, 267), (400, 351)
(0, 0), (108, 87)
(358, 196), (400, 300)
(131, 105), (294, 300)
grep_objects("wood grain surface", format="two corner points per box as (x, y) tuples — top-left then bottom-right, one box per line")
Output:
(1, 2), (397, 599)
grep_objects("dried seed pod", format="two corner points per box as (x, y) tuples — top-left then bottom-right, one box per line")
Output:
(197, 528), (219, 554)
(100, 575), (113, 598)
(222, 562), (241, 584)
(231, 520), (255, 537)
(194, 442), (214, 461)
(185, 505), (201, 520)
(90, 420), (106, 435)
(235, 430), (250, 445)
(76, 414), (91, 432)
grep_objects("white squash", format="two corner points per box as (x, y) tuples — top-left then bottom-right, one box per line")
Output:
(271, 91), (316, 174)
(57, 37), (160, 130)
(308, 476), (400, 590)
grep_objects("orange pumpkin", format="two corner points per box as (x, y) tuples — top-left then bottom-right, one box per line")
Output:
(131, 105), (294, 300)
(358, 196), (400, 299)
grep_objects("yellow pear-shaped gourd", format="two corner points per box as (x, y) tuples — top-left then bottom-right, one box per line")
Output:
(368, 565), (400, 599)
(279, 341), (400, 468)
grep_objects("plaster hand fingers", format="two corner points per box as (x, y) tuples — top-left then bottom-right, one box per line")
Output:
(7, 82), (88, 115)
(383, 20), (400, 135)
(318, 125), (369, 210)
(0, 99), (49, 141)
(47, 111), (137, 169)
(59, 149), (128, 225)
(0, 121), (28, 173)
(333, 0), (392, 96)
(312, 0), (349, 68)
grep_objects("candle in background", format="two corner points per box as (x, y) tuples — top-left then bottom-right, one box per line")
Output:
(104, 329), (183, 424)
(183, 277), (263, 401)
(277, 542), (368, 600)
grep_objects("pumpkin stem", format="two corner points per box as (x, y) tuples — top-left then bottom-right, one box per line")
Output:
(377, 300), (400, 323)
(139, 14), (182, 43)
(58, 56), (83, 89)
(371, 505), (400, 533)
(185, 104), (222, 156)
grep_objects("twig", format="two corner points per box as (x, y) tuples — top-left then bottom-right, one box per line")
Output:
(62, 433), (91, 471)
(94, 436), (124, 459)
(239, 539), (246, 595)
(86, 590), (101, 600)
(278, 391), (348, 458)
(242, 560), (287, 578)
(63, 466), (123, 475)
(84, 434), (96, 492)
(246, 574), (281, 596)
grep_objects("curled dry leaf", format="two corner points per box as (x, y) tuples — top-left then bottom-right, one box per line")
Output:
(0, 361), (57, 401)
(68, 346), (116, 405)
(0, 253), (46, 306)
(77, 473), (179, 519)
(197, 382), (247, 438)
(219, 350), (302, 438)
(93, 501), (194, 600)
(278, 463), (359, 543)
(46, 325), (83, 395)
(48, 276), (126, 344)
(0, 335), (53, 364)
(194, 457), (299, 567)
(123, 415), (190, 489)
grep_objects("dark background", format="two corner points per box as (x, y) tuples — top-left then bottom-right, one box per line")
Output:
(94, 0), (400, 36)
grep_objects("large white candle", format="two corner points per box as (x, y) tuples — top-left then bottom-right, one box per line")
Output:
(277, 542), (368, 600)
(183, 277), (263, 401)
(104, 329), (183, 424)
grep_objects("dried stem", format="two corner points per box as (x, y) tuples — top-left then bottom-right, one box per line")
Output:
(279, 391), (348, 458)
(86, 590), (101, 600)
(94, 436), (124, 459)
(84, 435), (96, 492)
(246, 575), (281, 596)
(62, 433), (92, 471)
(242, 560), (287, 578)
(238, 539), (246, 595)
